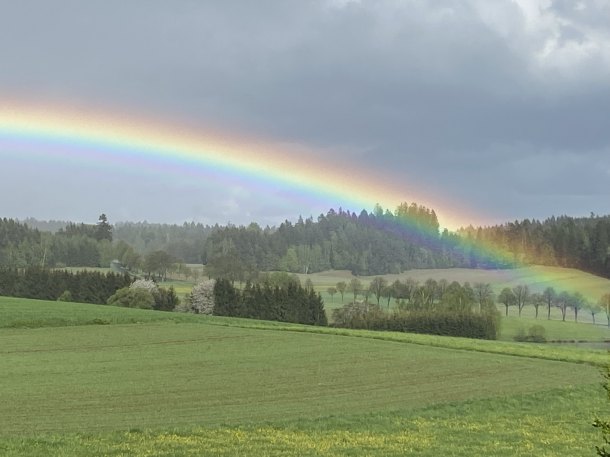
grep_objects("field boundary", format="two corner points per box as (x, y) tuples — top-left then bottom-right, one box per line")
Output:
(199, 319), (610, 367)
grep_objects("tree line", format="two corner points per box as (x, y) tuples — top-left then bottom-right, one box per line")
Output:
(0, 267), (132, 304)
(0, 215), (115, 268)
(328, 277), (610, 327)
(460, 214), (610, 278)
(328, 277), (495, 312)
(331, 279), (499, 340)
(203, 203), (513, 278)
(182, 276), (327, 326)
(498, 285), (609, 325)
(6, 209), (610, 282)
(0, 217), (203, 282)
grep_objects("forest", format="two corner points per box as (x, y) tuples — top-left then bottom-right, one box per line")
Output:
(1, 204), (610, 280)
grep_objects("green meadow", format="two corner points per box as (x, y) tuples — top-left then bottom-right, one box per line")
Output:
(0, 296), (609, 455)
(308, 264), (610, 303)
(306, 266), (610, 330)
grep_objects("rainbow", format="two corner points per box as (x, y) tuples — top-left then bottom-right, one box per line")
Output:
(0, 102), (525, 268)
(0, 102), (593, 295)
(0, 103), (478, 230)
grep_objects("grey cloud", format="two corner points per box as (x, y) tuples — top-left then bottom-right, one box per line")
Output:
(0, 0), (609, 225)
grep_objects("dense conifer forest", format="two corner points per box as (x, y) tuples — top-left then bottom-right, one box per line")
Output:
(2, 204), (610, 279)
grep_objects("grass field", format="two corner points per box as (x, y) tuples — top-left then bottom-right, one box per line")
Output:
(300, 265), (610, 301)
(0, 295), (609, 455)
(310, 265), (610, 309)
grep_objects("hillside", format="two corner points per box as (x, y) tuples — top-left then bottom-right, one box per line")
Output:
(306, 265), (610, 301)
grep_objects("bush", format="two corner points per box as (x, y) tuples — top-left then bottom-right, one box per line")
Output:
(107, 287), (155, 309)
(183, 280), (216, 314)
(332, 302), (385, 329)
(514, 324), (547, 343)
(332, 304), (499, 340)
(154, 286), (180, 312)
(130, 279), (158, 294)
(129, 279), (179, 311)
(57, 290), (73, 302)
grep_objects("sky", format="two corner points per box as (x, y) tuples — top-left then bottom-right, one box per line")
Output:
(1, 0), (609, 229)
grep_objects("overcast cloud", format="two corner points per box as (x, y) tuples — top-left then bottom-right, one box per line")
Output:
(1, 0), (609, 227)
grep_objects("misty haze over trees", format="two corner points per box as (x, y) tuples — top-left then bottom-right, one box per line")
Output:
(1, 203), (609, 280)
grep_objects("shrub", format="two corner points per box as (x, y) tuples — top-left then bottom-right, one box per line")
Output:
(154, 286), (180, 312)
(514, 324), (547, 343)
(107, 287), (155, 309)
(183, 280), (216, 314)
(57, 290), (73, 302)
(129, 279), (179, 311)
(332, 304), (499, 340)
(332, 302), (385, 329)
(130, 279), (159, 295)
(527, 324), (547, 343)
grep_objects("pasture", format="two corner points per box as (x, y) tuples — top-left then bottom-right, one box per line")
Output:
(0, 296), (608, 455)
(308, 265), (610, 306)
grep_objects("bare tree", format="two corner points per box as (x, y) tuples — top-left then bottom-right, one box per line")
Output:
(327, 287), (337, 303)
(512, 285), (530, 317)
(369, 277), (387, 305)
(473, 282), (494, 313)
(542, 287), (556, 320)
(529, 293), (544, 319)
(600, 293), (610, 327)
(348, 278), (362, 302)
(336, 281), (347, 303)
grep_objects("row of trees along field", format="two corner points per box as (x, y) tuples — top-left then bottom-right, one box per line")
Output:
(0, 267), (132, 304)
(328, 277), (610, 326)
(331, 280), (499, 339)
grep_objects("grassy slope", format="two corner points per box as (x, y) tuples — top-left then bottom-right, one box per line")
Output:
(0, 297), (608, 456)
(3, 322), (599, 435)
(302, 265), (610, 299)
(309, 265), (610, 311)
(1, 296), (608, 365)
(500, 315), (610, 342)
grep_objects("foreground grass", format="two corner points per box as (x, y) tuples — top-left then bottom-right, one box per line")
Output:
(2, 322), (598, 434)
(1, 297), (608, 456)
(0, 384), (605, 456)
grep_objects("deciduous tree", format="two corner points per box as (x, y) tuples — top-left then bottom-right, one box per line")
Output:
(327, 287), (337, 302)
(498, 287), (516, 316)
(543, 287), (557, 320)
(512, 285), (530, 317)
(336, 281), (347, 303)
(348, 278), (362, 302)
(473, 282), (494, 313)
(369, 277), (387, 305)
